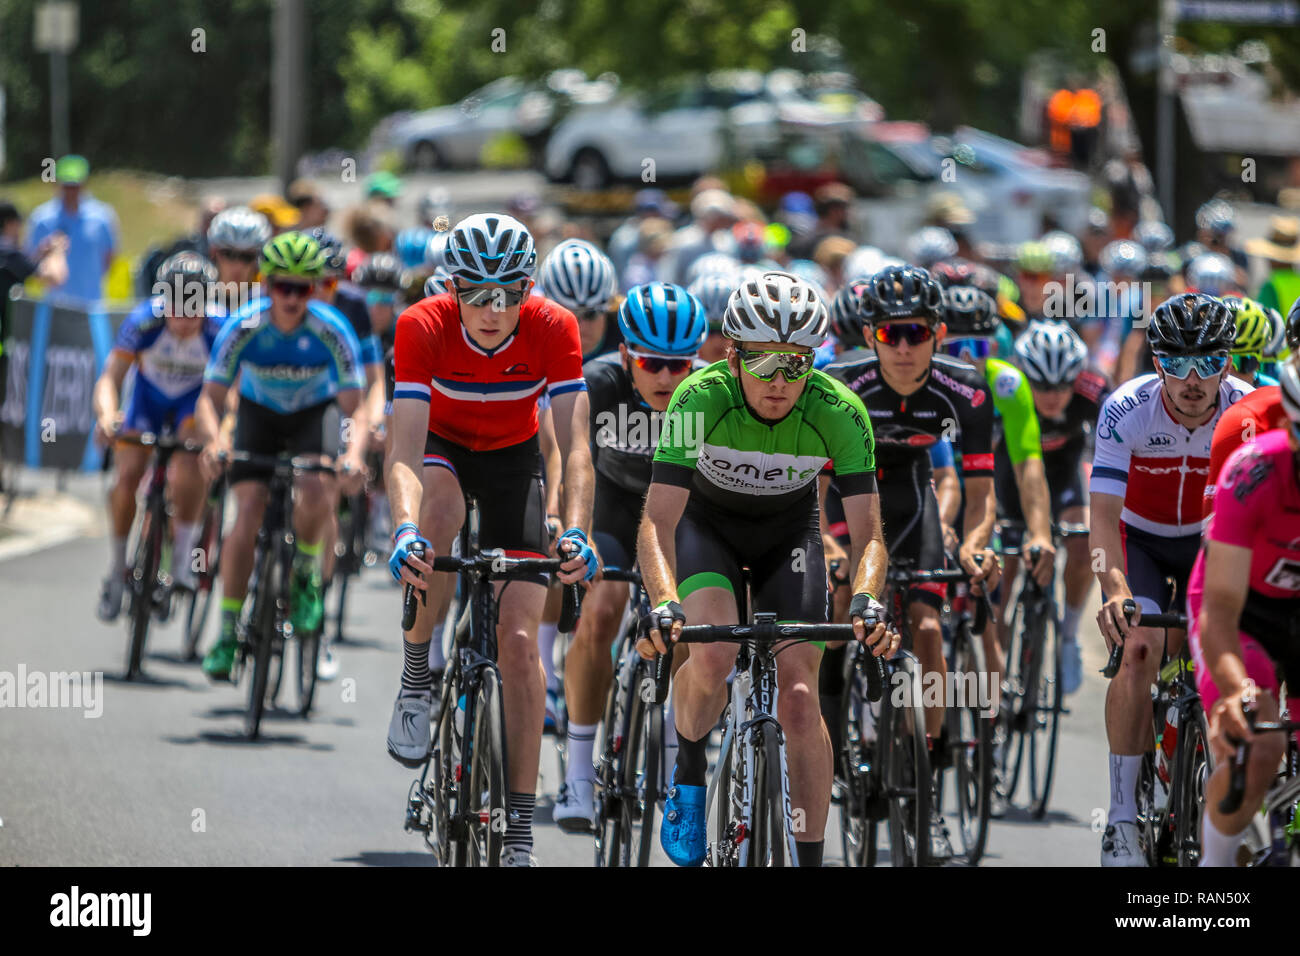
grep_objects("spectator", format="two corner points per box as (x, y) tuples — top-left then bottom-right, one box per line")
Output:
(664, 188), (736, 285)
(24, 155), (118, 304)
(812, 235), (857, 292)
(1081, 206), (1111, 279)
(1101, 147), (1154, 239)
(248, 193), (300, 235)
(786, 182), (854, 260)
(343, 200), (396, 276)
(608, 189), (674, 279)
(364, 171), (402, 208)
(622, 218), (673, 291)
(926, 191), (979, 261)
(137, 195), (226, 298)
(1247, 215), (1300, 316)
(287, 179), (330, 230)
(777, 191), (816, 244)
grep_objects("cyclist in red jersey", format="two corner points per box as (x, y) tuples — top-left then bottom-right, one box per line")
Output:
(1191, 357), (1300, 866)
(1201, 385), (1284, 517)
(384, 214), (595, 866)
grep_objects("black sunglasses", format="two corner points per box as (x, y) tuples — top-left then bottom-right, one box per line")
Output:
(271, 278), (313, 298)
(216, 248), (258, 264)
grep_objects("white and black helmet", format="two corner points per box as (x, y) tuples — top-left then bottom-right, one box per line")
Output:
(722, 271), (828, 347)
(906, 226), (958, 268)
(1279, 356), (1300, 423)
(537, 239), (616, 311)
(1042, 230), (1084, 275)
(443, 212), (536, 284)
(1014, 320), (1087, 387)
(207, 206), (271, 252)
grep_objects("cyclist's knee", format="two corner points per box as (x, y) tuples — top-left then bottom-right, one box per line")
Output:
(777, 680), (822, 738)
(680, 642), (735, 688)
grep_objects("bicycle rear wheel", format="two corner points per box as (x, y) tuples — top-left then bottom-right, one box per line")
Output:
(951, 623), (993, 863)
(244, 548), (282, 740)
(182, 484), (225, 660)
(465, 670), (508, 867)
(885, 656), (932, 867)
(1174, 703), (1212, 867)
(125, 506), (162, 680)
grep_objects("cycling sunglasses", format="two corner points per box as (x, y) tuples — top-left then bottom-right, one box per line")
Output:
(1156, 352), (1229, 380)
(455, 283), (528, 307)
(270, 278), (313, 299)
(872, 322), (934, 347)
(943, 337), (992, 360)
(626, 349), (693, 375)
(216, 248), (258, 264)
(366, 289), (396, 306)
(738, 349), (815, 382)
(575, 307), (608, 322)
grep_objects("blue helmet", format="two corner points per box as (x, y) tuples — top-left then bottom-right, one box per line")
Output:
(396, 227), (434, 268)
(618, 282), (708, 356)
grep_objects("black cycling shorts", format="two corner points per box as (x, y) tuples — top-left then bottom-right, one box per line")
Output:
(675, 496), (828, 627)
(423, 431), (548, 561)
(995, 452), (1086, 550)
(593, 472), (643, 572)
(877, 465), (949, 612)
(1119, 522), (1200, 617)
(230, 398), (338, 485)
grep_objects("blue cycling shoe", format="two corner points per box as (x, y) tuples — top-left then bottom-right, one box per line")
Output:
(660, 771), (707, 867)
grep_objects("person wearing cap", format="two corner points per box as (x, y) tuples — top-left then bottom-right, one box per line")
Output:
(364, 171), (403, 207)
(1248, 215), (1300, 318)
(787, 182), (855, 260)
(248, 193), (301, 235)
(664, 188), (737, 286)
(287, 179), (331, 231)
(608, 189), (674, 279)
(24, 154), (119, 304)
(926, 191), (978, 260)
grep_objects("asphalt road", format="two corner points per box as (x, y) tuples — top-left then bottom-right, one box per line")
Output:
(0, 497), (1119, 867)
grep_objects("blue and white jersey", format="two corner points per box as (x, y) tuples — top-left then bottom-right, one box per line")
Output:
(113, 297), (222, 399)
(205, 297), (366, 413)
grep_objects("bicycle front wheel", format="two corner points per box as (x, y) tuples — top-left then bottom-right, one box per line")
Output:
(125, 507), (162, 680)
(838, 652), (879, 867)
(182, 484), (225, 660)
(465, 670), (508, 867)
(747, 725), (788, 867)
(1174, 703), (1212, 867)
(296, 628), (321, 717)
(244, 548), (282, 740)
(617, 657), (662, 867)
(952, 623), (993, 863)
(1026, 603), (1062, 819)
(885, 656), (932, 867)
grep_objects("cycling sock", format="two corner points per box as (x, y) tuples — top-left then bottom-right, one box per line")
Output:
(110, 535), (128, 574)
(1061, 603), (1084, 644)
(172, 522), (198, 577)
(674, 729), (709, 787)
(401, 638), (433, 692)
(1198, 808), (1242, 867)
(1107, 753), (1142, 826)
(219, 597), (242, 640)
(795, 840), (824, 868)
(295, 538), (322, 571)
(565, 722), (598, 783)
(504, 792), (535, 854)
(537, 621), (559, 691)
(426, 623), (446, 671)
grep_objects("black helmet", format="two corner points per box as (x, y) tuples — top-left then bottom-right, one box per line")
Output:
(1146, 292), (1235, 355)
(1284, 296), (1300, 356)
(943, 285), (999, 337)
(352, 252), (404, 291)
(828, 278), (870, 349)
(860, 265), (946, 325)
(304, 227), (347, 276)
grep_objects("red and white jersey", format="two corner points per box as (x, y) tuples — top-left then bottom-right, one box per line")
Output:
(392, 293), (586, 451)
(1090, 372), (1253, 536)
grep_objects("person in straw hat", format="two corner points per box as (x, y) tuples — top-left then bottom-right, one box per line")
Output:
(1247, 214), (1300, 316)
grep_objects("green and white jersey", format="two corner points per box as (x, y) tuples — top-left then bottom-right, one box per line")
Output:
(652, 362), (878, 517)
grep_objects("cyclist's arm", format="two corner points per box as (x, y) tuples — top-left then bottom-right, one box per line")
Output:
(1012, 456), (1053, 545)
(194, 381), (228, 449)
(1088, 490), (1130, 604)
(817, 472), (848, 567)
(538, 403), (563, 521)
(933, 464), (960, 528)
(960, 475), (997, 554)
(335, 387), (368, 466)
(92, 350), (132, 432)
(637, 480), (689, 608)
(1197, 540), (1252, 700)
(549, 390), (594, 537)
(364, 360), (386, 439)
(840, 491), (887, 601)
(385, 397), (428, 533)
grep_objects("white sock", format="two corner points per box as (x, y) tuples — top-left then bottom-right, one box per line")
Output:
(427, 623), (446, 672)
(1199, 808), (1244, 867)
(110, 535), (128, 574)
(538, 622), (559, 692)
(1061, 603), (1084, 645)
(172, 522), (199, 579)
(1108, 753), (1142, 826)
(565, 722), (598, 783)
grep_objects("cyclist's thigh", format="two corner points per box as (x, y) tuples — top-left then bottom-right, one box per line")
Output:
(419, 433), (469, 547)
(113, 441), (150, 481)
(1120, 523), (1176, 617)
(675, 503), (743, 672)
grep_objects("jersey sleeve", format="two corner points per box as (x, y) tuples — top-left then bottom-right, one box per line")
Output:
(1203, 402), (1250, 517)
(391, 305), (437, 403)
(819, 375), (878, 497)
(958, 380), (996, 477)
(1208, 443), (1267, 548)
(929, 438), (955, 469)
(112, 304), (151, 357)
(204, 312), (254, 387)
(1090, 391), (1132, 498)
(543, 304), (587, 400)
(993, 363), (1042, 464)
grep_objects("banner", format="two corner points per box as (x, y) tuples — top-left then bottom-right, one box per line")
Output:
(1, 297), (130, 471)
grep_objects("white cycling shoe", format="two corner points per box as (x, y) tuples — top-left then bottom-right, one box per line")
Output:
(1100, 821), (1146, 867)
(500, 847), (538, 867)
(553, 779), (597, 834)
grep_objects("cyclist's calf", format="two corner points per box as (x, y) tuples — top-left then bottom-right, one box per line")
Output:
(222, 482), (271, 600)
(291, 471), (335, 542)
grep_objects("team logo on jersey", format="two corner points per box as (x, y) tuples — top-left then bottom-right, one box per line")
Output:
(1147, 432), (1175, 448)
(503, 363), (531, 376)
(1228, 454), (1273, 502)
(994, 370), (1020, 399)
(971, 390), (986, 408)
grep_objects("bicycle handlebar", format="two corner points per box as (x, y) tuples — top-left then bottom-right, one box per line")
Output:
(1218, 708), (1300, 814)
(1101, 599), (1189, 678)
(114, 431), (203, 453)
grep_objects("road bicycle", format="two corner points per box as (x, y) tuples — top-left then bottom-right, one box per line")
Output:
(1222, 708), (1300, 866)
(330, 450), (382, 644)
(180, 471), (227, 661)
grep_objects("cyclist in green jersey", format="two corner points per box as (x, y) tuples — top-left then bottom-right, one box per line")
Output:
(637, 271), (895, 868)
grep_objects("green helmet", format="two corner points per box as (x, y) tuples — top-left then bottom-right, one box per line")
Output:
(260, 231), (327, 279)
(1017, 241), (1054, 275)
(1226, 296), (1273, 357)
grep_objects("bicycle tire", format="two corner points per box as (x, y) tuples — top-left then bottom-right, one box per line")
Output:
(181, 486), (224, 660)
(1135, 751), (1164, 866)
(244, 547), (281, 740)
(296, 628), (321, 717)
(838, 651), (877, 867)
(713, 721), (737, 867)
(465, 669), (508, 867)
(747, 725), (788, 867)
(1027, 603), (1062, 819)
(125, 506), (161, 680)
(332, 571), (350, 644)
(593, 637), (629, 866)
(1173, 702), (1212, 867)
(885, 656), (932, 867)
(429, 674), (457, 865)
(617, 658), (662, 867)
(952, 622), (993, 863)
(999, 588), (1038, 801)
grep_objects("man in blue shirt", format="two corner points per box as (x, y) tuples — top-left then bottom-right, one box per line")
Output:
(24, 155), (118, 304)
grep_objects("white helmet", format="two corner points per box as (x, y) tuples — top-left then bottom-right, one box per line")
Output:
(443, 213), (536, 284)
(1280, 356), (1300, 422)
(207, 206), (271, 252)
(1042, 230), (1084, 275)
(537, 238), (616, 311)
(687, 272), (736, 323)
(1014, 320), (1087, 387)
(843, 245), (888, 282)
(687, 251), (742, 285)
(722, 271), (828, 347)
(1186, 253), (1236, 295)
(906, 226), (958, 268)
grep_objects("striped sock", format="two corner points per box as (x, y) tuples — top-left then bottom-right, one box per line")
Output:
(401, 638), (433, 692)
(504, 792), (535, 853)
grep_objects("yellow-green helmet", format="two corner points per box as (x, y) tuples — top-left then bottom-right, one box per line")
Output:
(1017, 241), (1054, 275)
(260, 231), (327, 279)
(1226, 296), (1272, 357)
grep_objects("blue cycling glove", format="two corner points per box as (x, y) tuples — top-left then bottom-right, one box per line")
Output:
(389, 522), (431, 583)
(558, 526), (598, 581)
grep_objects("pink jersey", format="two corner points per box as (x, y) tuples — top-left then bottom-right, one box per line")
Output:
(1202, 428), (1300, 597)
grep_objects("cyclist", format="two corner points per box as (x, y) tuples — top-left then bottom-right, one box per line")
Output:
(93, 253), (224, 621)
(1010, 320), (1112, 692)
(386, 213), (595, 867)
(1223, 297), (1281, 388)
(636, 270), (894, 868)
(551, 281), (709, 832)
(686, 271), (734, 364)
(1192, 355), (1300, 867)
(195, 232), (369, 680)
(1091, 292), (1251, 866)
(206, 206), (270, 313)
